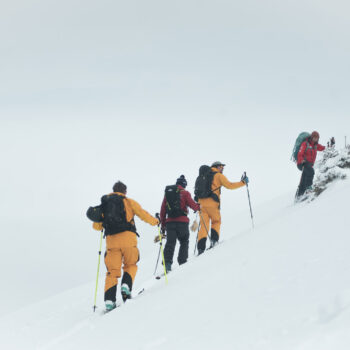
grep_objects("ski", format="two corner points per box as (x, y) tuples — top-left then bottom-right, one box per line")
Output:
(102, 288), (145, 314)
(134, 287), (145, 297)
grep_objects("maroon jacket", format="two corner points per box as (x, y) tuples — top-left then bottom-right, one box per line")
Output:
(160, 185), (200, 228)
(297, 138), (325, 165)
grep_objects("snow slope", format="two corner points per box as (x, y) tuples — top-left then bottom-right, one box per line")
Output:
(1, 162), (350, 350)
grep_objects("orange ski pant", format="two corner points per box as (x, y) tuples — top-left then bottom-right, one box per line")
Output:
(104, 231), (140, 293)
(198, 200), (221, 240)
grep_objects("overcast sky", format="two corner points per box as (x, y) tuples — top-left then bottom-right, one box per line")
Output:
(0, 0), (349, 314)
(1, 0), (349, 118)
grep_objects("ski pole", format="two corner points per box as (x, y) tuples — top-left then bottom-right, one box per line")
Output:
(154, 243), (161, 275)
(156, 213), (168, 284)
(93, 230), (104, 312)
(242, 172), (254, 229)
(193, 212), (199, 255)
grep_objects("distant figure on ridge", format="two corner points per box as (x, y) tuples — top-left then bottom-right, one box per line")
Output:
(159, 175), (200, 272)
(296, 131), (325, 198)
(194, 161), (248, 254)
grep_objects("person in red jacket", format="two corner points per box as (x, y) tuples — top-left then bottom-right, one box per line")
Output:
(160, 175), (200, 272)
(296, 131), (325, 197)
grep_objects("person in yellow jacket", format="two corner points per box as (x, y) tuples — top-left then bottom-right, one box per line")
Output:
(197, 161), (248, 254)
(93, 181), (158, 311)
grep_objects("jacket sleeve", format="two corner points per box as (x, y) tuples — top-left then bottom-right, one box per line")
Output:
(218, 173), (245, 190)
(160, 197), (167, 227)
(129, 198), (159, 226)
(297, 141), (307, 164)
(185, 191), (200, 212)
(317, 144), (326, 151)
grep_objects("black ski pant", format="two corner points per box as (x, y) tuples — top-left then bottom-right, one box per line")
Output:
(164, 222), (190, 266)
(297, 162), (315, 196)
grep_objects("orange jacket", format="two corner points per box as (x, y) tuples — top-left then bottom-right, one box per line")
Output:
(92, 192), (158, 231)
(199, 168), (245, 207)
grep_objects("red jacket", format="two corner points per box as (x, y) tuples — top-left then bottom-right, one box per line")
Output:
(160, 185), (200, 227)
(297, 139), (325, 165)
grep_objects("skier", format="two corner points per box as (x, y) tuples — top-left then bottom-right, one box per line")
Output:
(93, 181), (159, 311)
(196, 161), (248, 254)
(296, 131), (325, 198)
(159, 175), (200, 272)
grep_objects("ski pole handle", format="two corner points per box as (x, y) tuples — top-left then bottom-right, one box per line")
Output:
(155, 213), (160, 226)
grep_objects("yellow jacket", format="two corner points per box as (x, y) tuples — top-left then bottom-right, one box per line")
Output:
(199, 168), (245, 208)
(92, 192), (158, 231)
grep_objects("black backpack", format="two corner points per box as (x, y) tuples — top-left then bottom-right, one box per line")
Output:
(100, 194), (136, 235)
(164, 185), (187, 218)
(86, 205), (104, 222)
(194, 165), (219, 202)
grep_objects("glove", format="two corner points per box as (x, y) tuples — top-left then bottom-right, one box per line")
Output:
(154, 233), (166, 243)
(161, 226), (166, 234)
(241, 175), (249, 184)
(190, 220), (199, 232)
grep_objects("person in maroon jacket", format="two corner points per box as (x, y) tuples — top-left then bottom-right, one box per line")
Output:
(160, 175), (200, 272)
(296, 131), (325, 197)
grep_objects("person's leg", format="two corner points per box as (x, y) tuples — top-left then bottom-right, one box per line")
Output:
(177, 222), (190, 265)
(304, 163), (315, 189)
(207, 206), (221, 246)
(197, 208), (210, 254)
(121, 245), (140, 301)
(297, 163), (307, 197)
(104, 248), (122, 303)
(163, 222), (177, 271)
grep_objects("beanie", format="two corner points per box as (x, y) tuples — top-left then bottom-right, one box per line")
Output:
(176, 175), (187, 188)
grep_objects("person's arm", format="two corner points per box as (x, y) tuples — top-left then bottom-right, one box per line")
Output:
(317, 144), (326, 151)
(297, 142), (307, 164)
(184, 191), (200, 212)
(218, 173), (246, 190)
(160, 197), (167, 228)
(128, 199), (159, 226)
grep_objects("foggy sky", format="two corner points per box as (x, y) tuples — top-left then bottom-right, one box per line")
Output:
(0, 0), (349, 315)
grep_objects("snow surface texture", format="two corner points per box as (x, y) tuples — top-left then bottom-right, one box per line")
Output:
(1, 150), (350, 350)
(312, 146), (350, 197)
(297, 146), (350, 202)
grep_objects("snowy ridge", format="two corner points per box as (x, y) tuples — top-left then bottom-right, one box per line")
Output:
(300, 146), (350, 202)
(1, 167), (350, 349)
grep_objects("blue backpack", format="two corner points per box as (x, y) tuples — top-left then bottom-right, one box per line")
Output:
(291, 132), (310, 162)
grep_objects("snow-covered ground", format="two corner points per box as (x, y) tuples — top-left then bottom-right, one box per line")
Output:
(1, 150), (350, 350)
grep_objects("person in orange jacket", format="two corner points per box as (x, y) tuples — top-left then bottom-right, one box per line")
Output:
(197, 161), (248, 254)
(93, 181), (158, 311)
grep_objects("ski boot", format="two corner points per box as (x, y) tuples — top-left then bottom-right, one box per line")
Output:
(105, 300), (116, 312)
(197, 248), (205, 256)
(121, 284), (131, 303)
(210, 239), (218, 249)
(165, 263), (172, 273)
